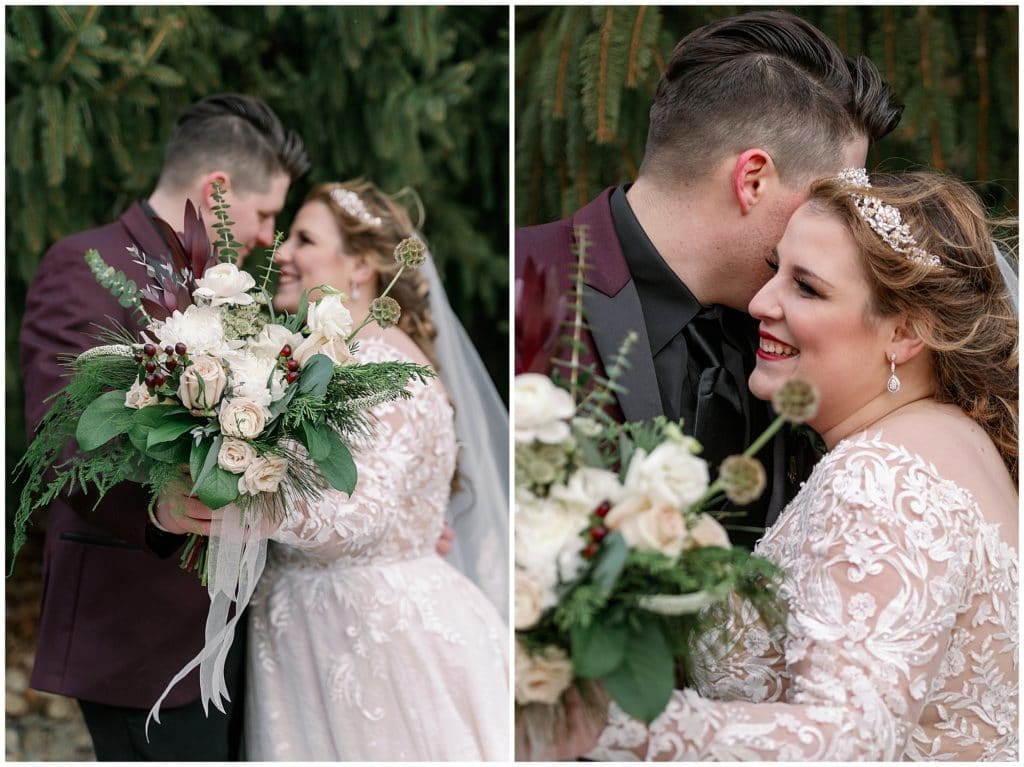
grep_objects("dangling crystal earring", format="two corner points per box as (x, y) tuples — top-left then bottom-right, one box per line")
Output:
(886, 353), (901, 394)
(350, 281), (361, 301)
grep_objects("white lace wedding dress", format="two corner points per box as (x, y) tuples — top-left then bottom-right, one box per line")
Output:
(244, 335), (509, 761)
(588, 432), (1018, 761)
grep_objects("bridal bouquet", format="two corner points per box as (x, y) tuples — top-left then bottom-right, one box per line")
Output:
(12, 185), (432, 584)
(514, 233), (816, 745)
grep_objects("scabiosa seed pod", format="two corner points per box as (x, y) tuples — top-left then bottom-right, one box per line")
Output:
(718, 455), (767, 505)
(772, 378), (820, 423)
(393, 236), (427, 268)
(370, 296), (402, 329)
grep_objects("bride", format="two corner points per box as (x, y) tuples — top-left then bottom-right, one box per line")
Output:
(549, 170), (1018, 761)
(243, 180), (509, 760)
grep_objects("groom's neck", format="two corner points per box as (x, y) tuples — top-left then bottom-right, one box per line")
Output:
(625, 177), (729, 307)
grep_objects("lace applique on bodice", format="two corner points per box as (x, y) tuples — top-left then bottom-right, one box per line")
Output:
(269, 336), (456, 568)
(589, 432), (1018, 761)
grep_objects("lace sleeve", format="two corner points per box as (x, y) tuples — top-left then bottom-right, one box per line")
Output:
(588, 441), (978, 761)
(270, 336), (451, 564)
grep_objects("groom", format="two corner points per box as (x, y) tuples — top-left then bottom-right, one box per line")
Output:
(516, 11), (903, 549)
(19, 93), (309, 760)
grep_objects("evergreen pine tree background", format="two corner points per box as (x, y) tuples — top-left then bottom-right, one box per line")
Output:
(516, 5), (1018, 225)
(6, 6), (509, 518)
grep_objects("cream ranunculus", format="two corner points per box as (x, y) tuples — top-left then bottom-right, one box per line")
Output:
(237, 453), (289, 495)
(247, 323), (304, 361)
(306, 294), (353, 339)
(178, 355), (228, 412)
(687, 513), (732, 550)
(292, 330), (356, 367)
(218, 397), (268, 439)
(514, 373), (575, 444)
(217, 438), (257, 474)
(193, 263), (256, 306)
(514, 642), (574, 705)
(515, 570), (545, 630)
(124, 380), (158, 409)
(604, 494), (688, 558)
(623, 442), (709, 509)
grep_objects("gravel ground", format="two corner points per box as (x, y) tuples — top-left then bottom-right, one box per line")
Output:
(6, 527), (96, 761)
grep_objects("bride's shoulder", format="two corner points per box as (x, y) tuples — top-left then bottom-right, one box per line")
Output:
(355, 326), (432, 368)
(838, 403), (1016, 520)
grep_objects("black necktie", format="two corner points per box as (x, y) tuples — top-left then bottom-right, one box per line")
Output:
(686, 307), (749, 474)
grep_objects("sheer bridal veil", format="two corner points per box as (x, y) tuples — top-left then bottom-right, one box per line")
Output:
(422, 251), (509, 618)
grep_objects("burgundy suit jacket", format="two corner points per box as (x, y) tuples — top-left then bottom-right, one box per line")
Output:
(20, 202), (211, 709)
(515, 188), (792, 534)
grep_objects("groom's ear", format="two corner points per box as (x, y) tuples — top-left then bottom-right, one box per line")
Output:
(731, 149), (776, 215)
(199, 171), (232, 210)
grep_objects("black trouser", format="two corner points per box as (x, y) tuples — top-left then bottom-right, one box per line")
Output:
(78, 626), (246, 761)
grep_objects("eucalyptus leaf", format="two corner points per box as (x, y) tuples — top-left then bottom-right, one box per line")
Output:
(302, 420), (333, 462)
(319, 436), (357, 494)
(146, 414), (198, 448)
(194, 464), (240, 509)
(189, 436), (222, 495)
(600, 617), (675, 724)
(298, 354), (334, 398)
(591, 531), (628, 597)
(571, 616), (629, 678)
(75, 389), (133, 451)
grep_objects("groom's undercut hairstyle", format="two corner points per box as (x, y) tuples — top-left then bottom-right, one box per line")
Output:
(641, 11), (898, 186)
(157, 93), (310, 194)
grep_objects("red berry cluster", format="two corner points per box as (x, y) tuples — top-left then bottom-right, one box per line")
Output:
(582, 500), (611, 559)
(280, 345), (300, 384)
(136, 342), (189, 392)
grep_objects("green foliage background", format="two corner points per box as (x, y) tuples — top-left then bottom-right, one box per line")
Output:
(6, 6), (509, 516)
(516, 5), (1018, 225)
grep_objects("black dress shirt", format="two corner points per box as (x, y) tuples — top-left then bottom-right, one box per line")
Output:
(609, 186), (784, 549)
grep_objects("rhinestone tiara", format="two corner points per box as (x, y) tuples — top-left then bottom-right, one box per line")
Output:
(329, 187), (382, 227)
(835, 168), (941, 268)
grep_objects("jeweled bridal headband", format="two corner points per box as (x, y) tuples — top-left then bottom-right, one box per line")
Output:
(330, 187), (383, 227)
(835, 167), (942, 268)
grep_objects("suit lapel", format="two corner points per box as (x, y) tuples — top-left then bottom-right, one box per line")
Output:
(571, 190), (663, 422)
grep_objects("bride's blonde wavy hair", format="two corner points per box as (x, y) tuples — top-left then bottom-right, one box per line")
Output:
(810, 171), (1018, 482)
(305, 179), (439, 372)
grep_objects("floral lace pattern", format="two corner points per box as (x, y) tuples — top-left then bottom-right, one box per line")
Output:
(244, 335), (509, 761)
(589, 433), (1018, 761)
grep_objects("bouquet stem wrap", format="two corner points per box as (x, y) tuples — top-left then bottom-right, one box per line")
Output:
(145, 504), (268, 739)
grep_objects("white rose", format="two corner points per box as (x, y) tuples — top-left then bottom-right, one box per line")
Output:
(306, 294), (353, 338)
(237, 454), (289, 495)
(192, 263), (256, 306)
(515, 570), (545, 630)
(687, 513), (732, 550)
(514, 496), (589, 583)
(177, 355), (228, 411)
(605, 494), (688, 558)
(152, 305), (234, 357)
(217, 438), (257, 474)
(292, 330), (356, 367)
(124, 380), (158, 409)
(548, 467), (624, 516)
(247, 323), (304, 361)
(514, 373), (575, 444)
(515, 642), (573, 705)
(225, 351), (286, 407)
(624, 442), (709, 509)
(218, 397), (268, 439)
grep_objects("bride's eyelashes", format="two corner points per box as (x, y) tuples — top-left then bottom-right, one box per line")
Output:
(764, 256), (819, 297)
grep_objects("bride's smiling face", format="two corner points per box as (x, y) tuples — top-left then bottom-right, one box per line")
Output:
(273, 200), (362, 313)
(747, 203), (895, 435)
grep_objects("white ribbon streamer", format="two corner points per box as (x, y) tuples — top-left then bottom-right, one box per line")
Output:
(145, 503), (267, 740)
